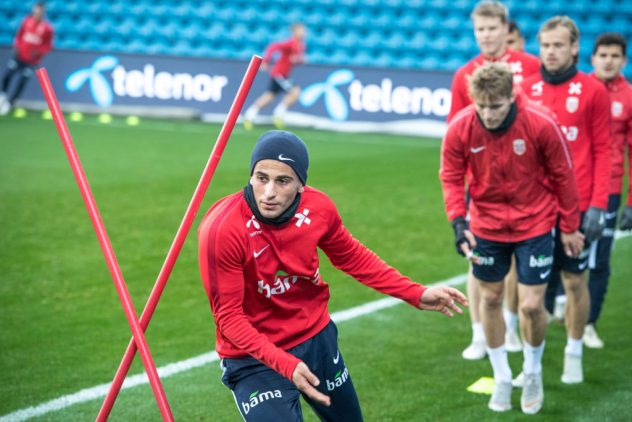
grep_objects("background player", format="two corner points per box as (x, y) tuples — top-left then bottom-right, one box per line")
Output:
(0, 1), (53, 115)
(506, 20), (526, 52)
(198, 130), (467, 421)
(440, 63), (582, 414)
(584, 32), (632, 348)
(243, 23), (306, 130)
(521, 15), (611, 385)
(448, 0), (540, 360)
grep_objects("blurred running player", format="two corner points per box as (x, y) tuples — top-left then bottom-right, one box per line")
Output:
(0, 2), (53, 115)
(243, 23), (306, 130)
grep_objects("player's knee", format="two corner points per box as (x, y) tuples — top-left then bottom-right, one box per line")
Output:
(519, 299), (543, 319)
(481, 288), (503, 308)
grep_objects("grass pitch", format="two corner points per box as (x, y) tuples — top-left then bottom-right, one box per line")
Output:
(0, 112), (630, 421)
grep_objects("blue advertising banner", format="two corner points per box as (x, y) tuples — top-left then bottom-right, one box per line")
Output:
(0, 47), (453, 123)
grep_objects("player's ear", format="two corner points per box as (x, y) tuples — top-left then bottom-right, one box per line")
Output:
(298, 185), (305, 193)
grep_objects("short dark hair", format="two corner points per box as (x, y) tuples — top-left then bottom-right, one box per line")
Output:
(593, 32), (627, 57)
(508, 20), (521, 35)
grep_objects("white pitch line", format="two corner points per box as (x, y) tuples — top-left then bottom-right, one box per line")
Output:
(0, 274), (467, 422)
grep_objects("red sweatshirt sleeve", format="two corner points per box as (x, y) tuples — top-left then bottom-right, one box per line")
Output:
(37, 24), (53, 57)
(588, 85), (613, 209)
(439, 120), (468, 222)
(262, 39), (292, 64)
(535, 110), (581, 233)
(447, 67), (469, 123)
(199, 213), (300, 381)
(318, 203), (426, 307)
(13, 18), (26, 49)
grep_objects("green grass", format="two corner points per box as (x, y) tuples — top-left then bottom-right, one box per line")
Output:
(0, 112), (630, 420)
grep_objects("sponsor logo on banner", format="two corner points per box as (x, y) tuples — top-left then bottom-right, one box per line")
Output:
(566, 96), (579, 113)
(300, 69), (451, 121)
(612, 101), (623, 117)
(513, 139), (526, 155)
(66, 55), (229, 107)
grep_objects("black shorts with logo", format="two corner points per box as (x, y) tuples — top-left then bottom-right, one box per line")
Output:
(269, 76), (294, 93)
(472, 231), (554, 285)
(552, 212), (592, 274)
(220, 320), (363, 421)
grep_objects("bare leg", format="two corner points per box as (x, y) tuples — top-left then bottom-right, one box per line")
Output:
(468, 265), (481, 324)
(505, 255), (519, 314)
(518, 283), (547, 347)
(479, 279), (505, 348)
(561, 270), (589, 340)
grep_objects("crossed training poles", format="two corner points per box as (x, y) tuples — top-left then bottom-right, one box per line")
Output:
(36, 55), (262, 421)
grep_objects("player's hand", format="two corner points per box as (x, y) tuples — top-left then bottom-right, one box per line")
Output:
(292, 362), (330, 407)
(582, 206), (606, 243)
(560, 230), (585, 258)
(620, 205), (632, 230)
(418, 286), (468, 317)
(452, 217), (478, 262)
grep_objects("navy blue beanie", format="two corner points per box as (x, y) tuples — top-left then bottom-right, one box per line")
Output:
(250, 130), (309, 184)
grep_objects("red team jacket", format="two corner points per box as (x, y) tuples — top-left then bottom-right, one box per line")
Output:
(591, 74), (632, 205)
(440, 96), (580, 242)
(198, 187), (426, 380)
(263, 38), (305, 78)
(447, 49), (540, 122)
(522, 71), (612, 211)
(14, 15), (53, 65)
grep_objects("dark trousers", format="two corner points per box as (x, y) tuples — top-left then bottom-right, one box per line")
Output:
(2, 56), (35, 105)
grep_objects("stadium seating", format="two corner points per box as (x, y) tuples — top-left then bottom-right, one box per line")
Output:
(0, 0), (630, 77)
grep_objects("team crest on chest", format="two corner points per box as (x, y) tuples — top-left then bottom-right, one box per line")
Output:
(513, 139), (526, 156)
(566, 97), (579, 113)
(612, 101), (623, 117)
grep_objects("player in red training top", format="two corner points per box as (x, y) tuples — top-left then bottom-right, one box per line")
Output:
(450, 1), (540, 363)
(0, 2), (53, 115)
(583, 33), (632, 349)
(243, 23), (306, 131)
(198, 130), (467, 421)
(447, 1), (539, 122)
(441, 63), (582, 414)
(521, 16), (611, 386)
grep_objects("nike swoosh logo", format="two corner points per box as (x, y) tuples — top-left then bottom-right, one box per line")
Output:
(253, 244), (269, 259)
(278, 154), (295, 162)
(470, 146), (486, 153)
(605, 212), (617, 219)
(540, 269), (551, 279)
(578, 261), (588, 271)
(333, 350), (340, 364)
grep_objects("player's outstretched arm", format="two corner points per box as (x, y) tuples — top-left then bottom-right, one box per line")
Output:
(292, 362), (331, 407)
(418, 286), (468, 317)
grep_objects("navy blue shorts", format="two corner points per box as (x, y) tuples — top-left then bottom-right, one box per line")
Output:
(220, 320), (363, 421)
(472, 231), (554, 285)
(553, 212), (592, 274)
(269, 76), (294, 93)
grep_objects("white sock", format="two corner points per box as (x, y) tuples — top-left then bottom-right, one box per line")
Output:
(487, 345), (512, 383)
(245, 105), (259, 120)
(503, 308), (518, 332)
(273, 102), (288, 118)
(522, 340), (545, 374)
(565, 337), (583, 357)
(472, 322), (485, 343)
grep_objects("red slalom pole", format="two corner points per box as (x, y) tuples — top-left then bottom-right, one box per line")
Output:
(96, 55), (262, 421)
(36, 68), (174, 421)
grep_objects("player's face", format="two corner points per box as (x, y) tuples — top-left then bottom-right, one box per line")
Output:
(474, 95), (515, 129)
(592, 45), (626, 82)
(250, 160), (304, 219)
(506, 30), (524, 52)
(293, 25), (306, 40)
(33, 4), (44, 20)
(473, 16), (508, 58)
(539, 26), (578, 73)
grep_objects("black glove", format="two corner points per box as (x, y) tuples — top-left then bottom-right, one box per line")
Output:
(620, 205), (632, 231)
(582, 206), (606, 243)
(451, 216), (471, 256)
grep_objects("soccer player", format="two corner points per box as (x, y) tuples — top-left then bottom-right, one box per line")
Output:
(440, 62), (582, 414)
(0, 2), (53, 116)
(243, 23), (306, 131)
(506, 20), (526, 52)
(198, 130), (468, 421)
(585, 33), (632, 348)
(522, 16), (611, 384)
(448, 0), (540, 361)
